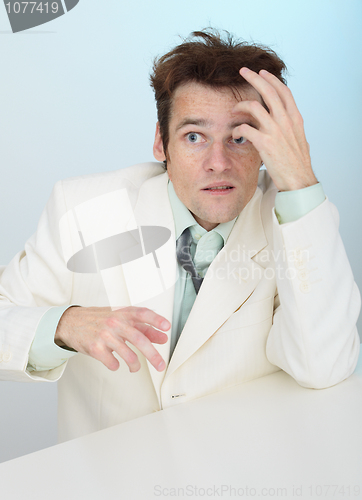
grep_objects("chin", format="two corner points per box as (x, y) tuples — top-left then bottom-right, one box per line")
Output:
(215, 208), (243, 224)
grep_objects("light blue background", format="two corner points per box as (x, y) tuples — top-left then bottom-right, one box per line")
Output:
(0, 0), (361, 462)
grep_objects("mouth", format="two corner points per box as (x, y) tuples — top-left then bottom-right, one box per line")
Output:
(202, 185), (235, 194)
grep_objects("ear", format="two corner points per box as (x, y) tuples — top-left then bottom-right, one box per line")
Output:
(153, 122), (166, 162)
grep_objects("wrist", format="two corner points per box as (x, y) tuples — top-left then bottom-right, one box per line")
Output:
(277, 175), (318, 192)
(54, 306), (80, 349)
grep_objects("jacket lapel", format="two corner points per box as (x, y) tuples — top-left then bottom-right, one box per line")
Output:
(131, 170), (177, 404)
(166, 187), (268, 378)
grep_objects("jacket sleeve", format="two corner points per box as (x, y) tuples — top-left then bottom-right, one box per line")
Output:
(266, 198), (361, 388)
(0, 181), (73, 382)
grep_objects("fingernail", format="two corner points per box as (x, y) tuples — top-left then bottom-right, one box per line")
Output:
(129, 362), (140, 373)
(157, 360), (166, 371)
(161, 320), (170, 330)
(240, 67), (250, 74)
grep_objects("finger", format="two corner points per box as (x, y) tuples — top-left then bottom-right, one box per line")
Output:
(119, 324), (166, 372)
(232, 123), (266, 154)
(134, 322), (168, 344)
(258, 69), (301, 120)
(239, 67), (285, 117)
(232, 99), (273, 134)
(118, 307), (171, 332)
(108, 338), (142, 373)
(84, 337), (126, 372)
(99, 352), (120, 372)
(84, 327), (142, 372)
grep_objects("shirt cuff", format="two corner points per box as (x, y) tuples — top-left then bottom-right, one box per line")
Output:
(27, 306), (78, 372)
(274, 183), (326, 224)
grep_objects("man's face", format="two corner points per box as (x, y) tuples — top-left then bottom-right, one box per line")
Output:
(153, 82), (263, 231)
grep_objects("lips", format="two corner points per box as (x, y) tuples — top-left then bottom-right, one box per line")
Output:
(202, 183), (234, 192)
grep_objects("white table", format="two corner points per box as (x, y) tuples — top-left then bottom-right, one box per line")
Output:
(1, 354), (361, 500)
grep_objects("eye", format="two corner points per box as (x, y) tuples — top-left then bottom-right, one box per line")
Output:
(232, 136), (247, 145)
(186, 132), (202, 143)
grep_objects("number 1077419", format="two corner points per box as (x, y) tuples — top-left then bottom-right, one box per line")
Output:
(5, 2), (60, 14)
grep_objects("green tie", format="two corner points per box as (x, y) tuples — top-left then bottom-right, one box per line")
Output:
(178, 229), (224, 336)
(193, 230), (224, 277)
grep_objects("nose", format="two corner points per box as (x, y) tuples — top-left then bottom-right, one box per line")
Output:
(204, 142), (231, 173)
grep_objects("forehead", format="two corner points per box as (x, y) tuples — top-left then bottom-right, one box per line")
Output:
(169, 81), (261, 123)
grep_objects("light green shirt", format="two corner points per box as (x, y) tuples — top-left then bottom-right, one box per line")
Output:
(27, 180), (325, 371)
(28, 305), (76, 371)
(274, 182), (326, 223)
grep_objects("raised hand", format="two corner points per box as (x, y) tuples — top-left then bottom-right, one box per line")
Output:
(232, 67), (318, 192)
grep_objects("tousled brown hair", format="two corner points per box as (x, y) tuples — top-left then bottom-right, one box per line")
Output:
(150, 29), (287, 161)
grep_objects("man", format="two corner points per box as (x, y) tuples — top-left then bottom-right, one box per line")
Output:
(0, 30), (360, 442)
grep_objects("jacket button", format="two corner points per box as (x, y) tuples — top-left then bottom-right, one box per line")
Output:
(298, 269), (309, 281)
(294, 259), (304, 269)
(299, 282), (311, 293)
(171, 394), (185, 399)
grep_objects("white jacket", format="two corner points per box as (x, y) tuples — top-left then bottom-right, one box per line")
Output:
(0, 162), (360, 442)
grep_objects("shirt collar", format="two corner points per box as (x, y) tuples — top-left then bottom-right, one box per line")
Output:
(167, 180), (237, 245)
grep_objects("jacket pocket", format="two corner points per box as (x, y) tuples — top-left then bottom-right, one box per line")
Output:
(215, 295), (274, 334)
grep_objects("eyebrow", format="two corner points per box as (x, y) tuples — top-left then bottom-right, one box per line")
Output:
(175, 117), (256, 132)
(175, 118), (211, 131)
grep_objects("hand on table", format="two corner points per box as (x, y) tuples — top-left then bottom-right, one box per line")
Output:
(55, 306), (170, 372)
(233, 67), (318, 191)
